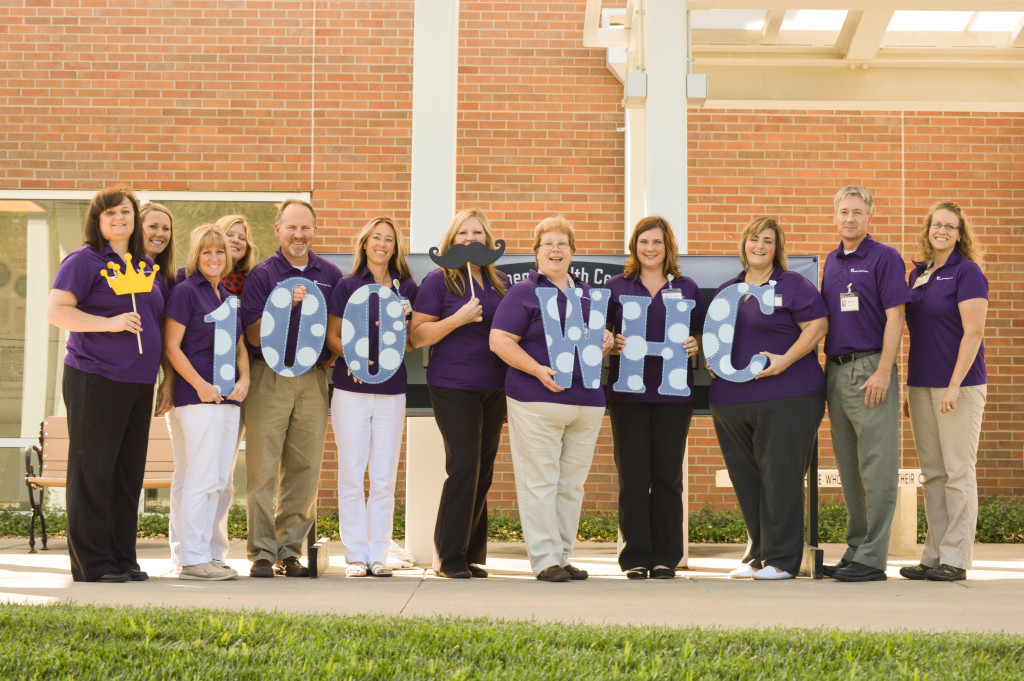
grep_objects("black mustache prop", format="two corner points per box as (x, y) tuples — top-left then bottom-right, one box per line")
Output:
(428, 239), (506, 269)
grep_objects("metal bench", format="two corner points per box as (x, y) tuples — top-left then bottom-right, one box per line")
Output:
(23, 415), (174, 553)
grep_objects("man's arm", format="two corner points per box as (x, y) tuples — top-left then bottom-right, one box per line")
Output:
(859, 304), (904, 407)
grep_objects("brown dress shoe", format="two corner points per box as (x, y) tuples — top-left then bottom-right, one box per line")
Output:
(275, 556), (309, 577)
(536, 565), (570, 582)
(563, 563), (589, 580)
(250, 559), (274, 578)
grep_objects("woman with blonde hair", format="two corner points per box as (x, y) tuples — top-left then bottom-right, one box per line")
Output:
(409, 208), (509, 579)
(901, 200), (987, 582)
(215, 214), (258, 295)
(708, 216), (828, 580)
(140, 202), (177, 291)
(490, 215), (613, 582)
(326, 216), (418, 577)
(164, 224), (249, 580)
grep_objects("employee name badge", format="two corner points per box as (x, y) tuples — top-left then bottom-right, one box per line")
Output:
(662, 289), (683, 300)
(774, 294), (783, 307)
(840, 283), (859, 312)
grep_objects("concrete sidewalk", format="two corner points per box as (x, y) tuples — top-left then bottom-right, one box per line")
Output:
(3, 537), (1023, 633)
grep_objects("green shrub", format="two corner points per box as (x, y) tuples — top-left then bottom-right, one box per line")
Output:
(976, 495), (1024, 543)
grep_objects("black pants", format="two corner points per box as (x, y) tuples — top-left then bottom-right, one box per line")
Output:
(430, 385), (506, 573)
(63, 366), (153, 581)
(609, 400), (694, 571)
(710, 393), (824, 576)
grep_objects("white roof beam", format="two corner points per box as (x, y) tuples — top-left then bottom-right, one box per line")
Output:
(841, 9), (894, 61)
(1013, 15), (1024, 46)
(762, 9), (785, 44)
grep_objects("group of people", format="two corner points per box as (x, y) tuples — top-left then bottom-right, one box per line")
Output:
(711, 186), (987, 584)
(46, 183), (987, 585)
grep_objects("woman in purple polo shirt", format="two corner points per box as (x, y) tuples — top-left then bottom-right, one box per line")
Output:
(141, 202), (177, 292)
(409, 208), (509, 579)
(163, 224), (250, 581)
(140, 202), (178, 418)
(606, 216), (705, 580)
(900, 201), (988, 583)
(490, 216), (613, 582)
(326, 216), (418, 578)
(46, 185), (165, 583)
(216, 214), (258, 296)
(708, 217), (828, 580)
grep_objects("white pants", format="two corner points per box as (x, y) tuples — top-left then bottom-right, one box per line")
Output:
(506, 398), (604, 575)
(909, 384), (986, 570)
(167, 404), (240, 567)
(332, 389), (405, 565)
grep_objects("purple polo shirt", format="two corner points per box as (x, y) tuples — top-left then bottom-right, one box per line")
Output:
(491, 270), (605, 408)
(822, 235), (911, 356)
(606, 273), (706, 403)
(907, 252), (987, 388)
(413, 267), (509, 391)
(52, 244), (165, 384)
(165, 272), (243, 407)
(709, 268), (828, 406)
(329, 267), (418, 396)
(240, 248), (342, 366)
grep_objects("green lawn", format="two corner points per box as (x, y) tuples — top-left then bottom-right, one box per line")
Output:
(2, 604), (1023, 680)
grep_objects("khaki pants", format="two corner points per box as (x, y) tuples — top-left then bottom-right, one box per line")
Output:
(244, 361), (329, 563)
(908, 384), (986, 570)
(506, 398), (604, 575)
(826, 354), (899, 571)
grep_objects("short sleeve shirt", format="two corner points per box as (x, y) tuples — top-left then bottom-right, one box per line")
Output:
(491, 270), (605, 407)
(822, 235), (911, 356)
(240, 248), (342, 366)
(906, 251), (987, 388)
(709, 268), (828, 405)
(606, 273), (706, 403)
(52, 244), (165, 384)
(328, 267), (418, 395)
(165, 272), (243, 407)
(412, 267), (509, 391)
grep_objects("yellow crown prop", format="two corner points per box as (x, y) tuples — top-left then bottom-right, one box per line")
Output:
(100, 253), (159, 295)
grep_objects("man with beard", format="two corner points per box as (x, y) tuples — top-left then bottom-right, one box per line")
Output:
(240, 199), (342, 578)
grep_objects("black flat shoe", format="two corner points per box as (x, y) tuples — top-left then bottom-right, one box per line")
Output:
(625, 567), (648, 580)
(650, 565), (675, 580)
(833, 561), (886, 582)
(94, 572), (129, 583)
(468, 564), (488, 578)
(437, 568), (472, 579)
(823, 558), (851, 578)
(125, 569), (149, 581)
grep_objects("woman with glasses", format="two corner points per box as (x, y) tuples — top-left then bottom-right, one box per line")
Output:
(326, 216), (418, 578)
(490, 216), (613, 582)
(900, 201), (988, 582)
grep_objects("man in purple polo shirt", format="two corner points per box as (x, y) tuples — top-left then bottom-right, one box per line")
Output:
(821, 186), (912, 582)
(239, 199), (342, 578)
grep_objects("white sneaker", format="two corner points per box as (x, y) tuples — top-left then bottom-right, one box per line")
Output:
(752, 566), (793, 580)
(180, 562), (237, 581)
(729, 563), (757, 579)
(210, 559), (238, 576)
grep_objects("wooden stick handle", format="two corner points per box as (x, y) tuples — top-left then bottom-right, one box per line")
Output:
(131, 293), (143, 354)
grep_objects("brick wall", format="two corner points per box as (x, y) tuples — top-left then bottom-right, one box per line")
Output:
(2, 1), (1021, 515)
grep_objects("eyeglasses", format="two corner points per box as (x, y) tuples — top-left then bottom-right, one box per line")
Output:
(538, 242), (571, 252)
(930, 222), (959, 232)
